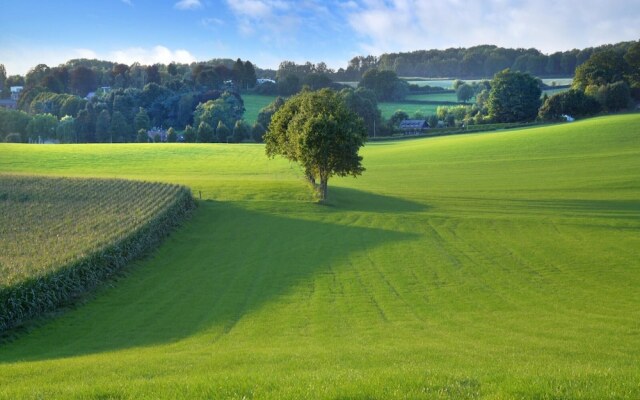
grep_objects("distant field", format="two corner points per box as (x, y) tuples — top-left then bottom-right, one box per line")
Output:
(405, 79), (487, 88)
(242, 93), (277, 124)
(0, 114), (638, 399)
(405, 92), (460, 102)
(341, 78), (574, 90)
(542, 87), (571, 96)
(244, 93), (454, 121)
(402, 77), (573, 89)
(378, 101), (441, 118)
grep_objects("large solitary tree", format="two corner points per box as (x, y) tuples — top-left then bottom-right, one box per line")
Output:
(264, 88), (367, 201)
(487, 69), (541, 122)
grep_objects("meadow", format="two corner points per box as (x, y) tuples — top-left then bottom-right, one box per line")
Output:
(403, 77), (573, 88)
(378, 101), (441, 118)
(405, 92), (459, 102)
(0, 114), (638, 398)
(243, 93), (448, 121)
(242, 93), (278, 125)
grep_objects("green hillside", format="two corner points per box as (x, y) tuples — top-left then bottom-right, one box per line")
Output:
(0, 114), (639, 399)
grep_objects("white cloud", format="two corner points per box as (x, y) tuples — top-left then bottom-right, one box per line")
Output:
(226, 0), (272, 18)
(346, 0), (640, 55)
(0, 47), (105, 76)
(174, 0), (202, 10)
(201, 17), (225, 28)
(0, 45), (198, 75)
(224, 0), (334, 46)
(224, 0), (297, 43)
(121, 0), (133, 6)
(109, 46), (197, 65)
(75, 48), (99, 59)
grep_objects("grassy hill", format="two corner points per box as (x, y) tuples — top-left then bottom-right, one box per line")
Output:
(0, 114), (638, 399)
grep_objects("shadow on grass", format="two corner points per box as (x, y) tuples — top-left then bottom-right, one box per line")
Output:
(321, 186), (428, 213)
(0, 190), (420, 362)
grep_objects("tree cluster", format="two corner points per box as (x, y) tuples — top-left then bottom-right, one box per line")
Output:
(0, 58), (270, 143)
(358, 69), (408, 101)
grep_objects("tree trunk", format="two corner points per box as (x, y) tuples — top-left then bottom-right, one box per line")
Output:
(319, 177), (328, 201)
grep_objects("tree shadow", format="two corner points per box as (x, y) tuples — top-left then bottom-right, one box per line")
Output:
(322, 186), (428, 213)
(0, 197), (418, 363)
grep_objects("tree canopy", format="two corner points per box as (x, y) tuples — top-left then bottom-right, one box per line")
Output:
(264, 88), (367, 201)
(358, 68), (408, 101)
(487, 69), (541, 123)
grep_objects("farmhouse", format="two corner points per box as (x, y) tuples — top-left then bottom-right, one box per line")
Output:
(399, 119), (429, 134)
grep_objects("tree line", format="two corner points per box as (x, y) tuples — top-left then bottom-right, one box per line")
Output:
(0, 40), (638, 143)
(338, 42), (638, 80)
(0, 58), (264, 143)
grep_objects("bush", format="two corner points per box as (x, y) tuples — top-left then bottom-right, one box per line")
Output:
(197, 121), (214, 143)
(251, 122), (266, 143)
(255, 81), (277, 95)
(215, 121), (230, 143)
(586, 81), (631, 112)
(136, 129), (148, 143)
(231, 120), (250, 143)
(389, 110), (409, 127)
(4, 133), (22, 143)
(538, 89), (601, 121)
(183, 125), (196, 143)
(167, 127), (177, 143)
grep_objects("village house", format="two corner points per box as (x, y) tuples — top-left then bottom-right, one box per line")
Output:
(399, 119), (429, 135)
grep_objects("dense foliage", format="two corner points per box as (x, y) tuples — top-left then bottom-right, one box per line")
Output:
(350, 41), (638, 80)
(0, 175), (195, 331)
(265, 89), (367, 200)
(539, 89), (601, 120)
(488, 70), (542, 122)
(1, 39), (638, 144)
(358, 68), (408, 101)
(0, 58), (257, 143)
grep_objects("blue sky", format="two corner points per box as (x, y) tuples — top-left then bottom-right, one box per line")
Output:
(1, 0), (639, 75)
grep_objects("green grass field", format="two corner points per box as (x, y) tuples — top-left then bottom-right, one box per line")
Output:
(242, 93), (278, 125)
(378, 102), (441, 118)
(0, 114), (639, 398)
(405, 92), (460, 102)
(542, 87), (571, 97)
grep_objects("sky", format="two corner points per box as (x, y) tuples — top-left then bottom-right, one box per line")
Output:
(1, 0), (639, 75)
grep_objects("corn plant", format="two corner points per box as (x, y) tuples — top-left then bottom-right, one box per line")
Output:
(0, 175), (196, 331)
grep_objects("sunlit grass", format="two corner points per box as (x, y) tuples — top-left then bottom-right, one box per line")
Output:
(0, 114), (638, 398)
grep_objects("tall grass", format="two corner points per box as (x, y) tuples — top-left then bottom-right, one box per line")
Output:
(0, 175), (195, 331)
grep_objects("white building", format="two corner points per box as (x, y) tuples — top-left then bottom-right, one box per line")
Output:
(10, 86), (23, 101)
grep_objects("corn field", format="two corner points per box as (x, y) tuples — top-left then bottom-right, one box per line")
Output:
(0, 175), (195, 331)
